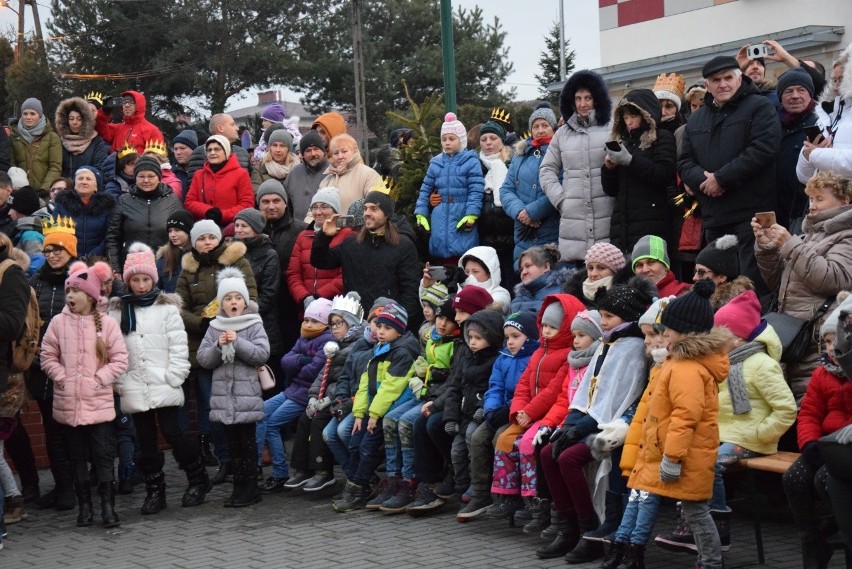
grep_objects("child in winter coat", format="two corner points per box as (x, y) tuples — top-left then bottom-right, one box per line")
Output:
(109, 243), (210, 516)
(629, 280), (729, 569)
(538, 277), (653, 562)
(456, 311), (539, 521)
(256, 297), (333, 492)
(333, 302), (420, 513)
(487, 295), (586, 519)
(418, 281), (448, 347)
(415, 113), (485, 262)
(40, 261), (129, 528)
(197, 269), (270, 508)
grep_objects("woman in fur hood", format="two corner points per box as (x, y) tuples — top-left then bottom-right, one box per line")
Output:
(54, 97), (108, 180)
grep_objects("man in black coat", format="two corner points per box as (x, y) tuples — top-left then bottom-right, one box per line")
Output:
(0, 243), (30, 394)
(0, 172), (16, 239)
(678, 55), (781, 292)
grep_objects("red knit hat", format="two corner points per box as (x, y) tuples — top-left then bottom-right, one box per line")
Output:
(714, 290), (761, 340)
(453, 285), (493, 314)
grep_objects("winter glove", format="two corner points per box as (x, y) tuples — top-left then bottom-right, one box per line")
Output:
(659, 456), (682, 483)
(413, 356), (429, 379)
(834, 424), (852, 444)
(456, 215), (478, 231)
(315, 396), (332, 411)
(303, 296), (317, 311)
(485, 405), (510, 429)
(802, 441), (823, 467)
(332, 398), (353, 420)
(408, 376), (425, 398)
(444, 421), (460, 435)
(306, 397), (318, 419)
(298, 356), (313, 367)
(596, 419), (629, 452)
(550, 426), (579, 460)
(205, 207), (223, 225)
(606, 145), (633, 166)
(532, 426), (552, 446)
(416, 214), (431, 232)
(429, 192), (442, 207)
(472, 407), (485, 424)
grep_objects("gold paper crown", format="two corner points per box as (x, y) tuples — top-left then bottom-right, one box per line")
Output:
(520, 130), (531, 140)
(85, 91), (105, 106)
(490, 107), (511, 125)
(42, 215), (76, 236)
(117, 142), (137, 160)
(370, 179), (391, 195)
(653, 73), (686, 99)
(381, 176), (396, 194)
(143, 139), (168, 157)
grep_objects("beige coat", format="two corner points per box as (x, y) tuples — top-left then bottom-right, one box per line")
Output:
(319, 161), (382, 217)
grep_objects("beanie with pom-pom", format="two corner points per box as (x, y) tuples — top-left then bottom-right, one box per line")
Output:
(123, 242), (159, 283)
(216, 267), (250, 307)
(695, 234), (740, 282)
(441, 112), (467, 141)
(66, 261), (111, 302)
(661, 278), (715, 334)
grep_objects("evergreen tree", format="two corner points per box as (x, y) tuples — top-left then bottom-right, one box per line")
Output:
(535, 22), (575, 104)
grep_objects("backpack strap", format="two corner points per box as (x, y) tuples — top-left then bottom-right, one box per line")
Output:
(0, 258), (17, 286)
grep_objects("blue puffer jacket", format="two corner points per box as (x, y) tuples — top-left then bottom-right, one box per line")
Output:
(415, 149), (484, 258)
(501, 139), (560, 266)
(510, 267), (573, 315)
(483, 338), (539, 413)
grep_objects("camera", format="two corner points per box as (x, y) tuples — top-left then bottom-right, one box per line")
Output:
(748, 44), (769, 60)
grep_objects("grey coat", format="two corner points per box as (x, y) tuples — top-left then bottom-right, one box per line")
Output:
(197, 303), (270, 425)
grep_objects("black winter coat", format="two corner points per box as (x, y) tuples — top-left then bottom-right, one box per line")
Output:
(105, 184), (183, 270)
(776, 109), (818, 230)
(332, 337), (374, 401)
(0, 208), (15, 239)
(61, 138), (108, 180)
(678, 78), (782, 228)
(0, 246), (29, 394)
(478, 160), (515, 253)
(240, 234), (284, 354)
(27, 263), (72, 400)
(602, 89), (677, 252)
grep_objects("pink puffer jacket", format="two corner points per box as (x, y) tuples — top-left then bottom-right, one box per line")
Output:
(40, 306), (128, 426)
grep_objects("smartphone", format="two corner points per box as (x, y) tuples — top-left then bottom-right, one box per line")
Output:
(428, 266), (447, 281)
(755, 211), (776, 229)
(804, 125), (823, 143)
(335, 215), (356, 228)
(605, 141), (621, 152)
(748, 44), (769, 60)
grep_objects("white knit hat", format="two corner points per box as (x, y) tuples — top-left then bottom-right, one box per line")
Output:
(190, 219), (222, 245)
(440, 112), (467, 140)
(216, 267), (249, 306)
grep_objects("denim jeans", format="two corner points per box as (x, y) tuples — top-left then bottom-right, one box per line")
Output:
(709, 441), (761, 511)
(256, 392), (305, 478)
(383, 399), (419, 478)
(681, 499), (723, 569)
(614, 489), (662, 545)
(323, 413), (355, 472)
(348, 417), (384, 486)
(0, 440), (21, 498)
(397, 402), (424, 481)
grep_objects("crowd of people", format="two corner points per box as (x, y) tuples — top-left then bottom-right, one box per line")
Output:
(0, 37), (849, 569)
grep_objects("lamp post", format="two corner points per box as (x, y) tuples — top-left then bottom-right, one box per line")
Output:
(439, 0), (457, 113)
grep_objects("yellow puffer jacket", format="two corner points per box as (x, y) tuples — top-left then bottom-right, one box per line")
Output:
(620, 359), (664, 477)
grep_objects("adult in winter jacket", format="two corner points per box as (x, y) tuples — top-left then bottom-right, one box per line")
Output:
(678, 57), (781, 289)
(753, 172), (852, 402)
(186, 114), (252, 182)
(53, 167), (116, 258)
(0, 242), (29, 395)
(511, 244), (572, 314)
(250, 129), (300, 193)
(540, 70), (613, 264)
(54, 97), (108, 181)
(501, 106), (560, 267)
(95, 91), (164, 155)
(102, 149), (138, 200)
(284, 131), (328, 222)
(319, 134), (382, 219)
(602, 89), (677, 252)
(104, 157), (183, 271)
(184, 136), (254, 226)
(457, 246), (512, 311)
(10, 98), (62, 192)
(476, 121), (515, 289)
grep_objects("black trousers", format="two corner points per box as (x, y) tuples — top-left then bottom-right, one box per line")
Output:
(224, 422), (257, 466)
(133, 406), (198, 473)
(64, 422), (115, 484)
(290, 411), (334, 473)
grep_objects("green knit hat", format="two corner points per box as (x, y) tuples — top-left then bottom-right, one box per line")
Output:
(631, 235), (670, 271)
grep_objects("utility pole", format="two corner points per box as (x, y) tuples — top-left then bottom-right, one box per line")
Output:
(559, 0), (566, 81)
(439, 0), (457, 113)
(16, 0), (24, 61)
(351, 0), (369, 162)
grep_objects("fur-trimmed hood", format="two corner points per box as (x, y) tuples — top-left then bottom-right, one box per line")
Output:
(55, 97), (97, 139)
(610, 89), (661, 150)
(710, 275), (755, 312)
(559, 69), (612, 126)
(181, 240), (247, 273)
(108, 291), (183, 312)
(669, 327), (731, 371)
(54, 187), (114, 216)
(822, 43), (852, 105)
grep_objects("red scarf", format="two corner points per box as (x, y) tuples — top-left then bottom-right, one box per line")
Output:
(530, 136), (553, 149)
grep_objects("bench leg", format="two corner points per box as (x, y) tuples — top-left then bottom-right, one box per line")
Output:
(747, 470), (765, 565)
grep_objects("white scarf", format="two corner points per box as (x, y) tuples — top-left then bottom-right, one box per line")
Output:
(479, 151), (508, 207)
(209, 312), (263, 363)
(582, 276), (613, 302)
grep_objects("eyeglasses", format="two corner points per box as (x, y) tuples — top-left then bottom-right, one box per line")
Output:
(136, 173), (158, 180)
(694, 268), (715, 278)
(205, 147), (223, 154)
(310, 204), (332, 212)
(43, 248), (65, 257)
(330, 320), (347, 329)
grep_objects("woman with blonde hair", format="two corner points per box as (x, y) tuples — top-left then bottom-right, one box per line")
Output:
(319, 134), (382, 216)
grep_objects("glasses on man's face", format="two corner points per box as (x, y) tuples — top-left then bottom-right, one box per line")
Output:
(330, 319), (346, 329)
(310, 204), (332, 212)
(694, 268), (714, 278)
(43, 248), (64, 257)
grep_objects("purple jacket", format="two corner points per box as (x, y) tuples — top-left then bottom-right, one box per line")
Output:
(280, 330), (334, 405)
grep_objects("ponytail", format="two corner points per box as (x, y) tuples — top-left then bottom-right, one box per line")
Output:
(92, 309), (109, 365)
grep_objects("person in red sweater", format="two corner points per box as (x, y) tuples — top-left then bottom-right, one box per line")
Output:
(95, 91), (164, 155)
(184, 135), (254, 226)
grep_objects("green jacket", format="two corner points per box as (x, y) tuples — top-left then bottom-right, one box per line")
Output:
(10, 121), (62, 190)
(354, 331), (419, 419)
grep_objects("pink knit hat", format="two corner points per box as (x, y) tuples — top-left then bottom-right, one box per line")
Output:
(305, 297), (333, 323)
(122, 242), (159, 283)
(714, 290), (762, 340)
(440, 112), (467, 140)
(66, 260), (112, 302)
(585, 242), (626, 273)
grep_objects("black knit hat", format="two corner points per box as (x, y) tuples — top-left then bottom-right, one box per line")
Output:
(8, 186), (40, 216)
(435, 297), (456, 322)
(594, 276), (656, 323)
(133, 156), (162, 180)
(661, 279), (715, 333)
(300, 130), (325, 153)
(695, 235), (740, 282)
(776, 68), (815, 99)
(364, 190), (394, 219)
(167, 209), (195, 235)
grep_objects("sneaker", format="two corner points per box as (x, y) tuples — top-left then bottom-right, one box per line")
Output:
(513, 497), (536, 524)
(486, 495), (522, 519)
(456, 493), (493, 520)
(333, 481), (371, 512)
(282, 471), (311, 489)
(460, 485), (474, 504)
(261, 477), (288, 493)
(303, 472), (337, 492)
(406, 483), (446, 516)
(379, 479), (417, 514)
(434, 480), (456, 500)
(366, 477), (397, 510)
(654, 503), (696, 552)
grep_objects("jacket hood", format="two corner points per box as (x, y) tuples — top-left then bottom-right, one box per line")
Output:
(560, 69), (612, 126)
(181, 240), (247, 273)
(825, 43), (852, 102)
(803, 203), (852, 234)
(311, 112), (347, 141)
(463, 309), (505, 350)
(120, 90), (147, 122)
(753, 322), (783, 362)
(459, 245), (503, 288)
(55, 97), (97, 139)
(108, 291), (183, 313)
(536, 293), (586, 351)
(611, 89), (660, 150)
(669, 327), (731, 383)
(710, 275), (755, 312)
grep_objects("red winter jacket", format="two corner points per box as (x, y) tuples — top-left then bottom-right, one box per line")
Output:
(287, 224), (353, 304)
(95, 90), (165, 155)
(509, 294), (585, 424)
(797, 365), (852, 449)
(184, 154), (255, 224)
(656, 270), (691, 297)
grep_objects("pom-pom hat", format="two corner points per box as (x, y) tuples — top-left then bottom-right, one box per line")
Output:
(595, 276), (657, 323)
(123, 242), (158, 283)
(695, 235), (740, 282)
(441, 112), (467, 140)
(216, 267), (250, 306)
(661, 279), (716, 333)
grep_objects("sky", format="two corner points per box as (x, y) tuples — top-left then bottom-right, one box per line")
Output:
(0, 0), (602, 108)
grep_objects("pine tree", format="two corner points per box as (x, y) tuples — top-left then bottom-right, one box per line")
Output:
(535, 22), (575, 104)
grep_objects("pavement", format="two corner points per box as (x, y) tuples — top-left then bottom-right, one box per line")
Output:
(2, 458), (848, 569)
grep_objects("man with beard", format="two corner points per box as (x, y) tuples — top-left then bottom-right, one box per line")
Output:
(285, 131), (329, 221)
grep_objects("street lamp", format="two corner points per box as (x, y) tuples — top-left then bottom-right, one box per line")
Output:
(0, 0), (24, 61)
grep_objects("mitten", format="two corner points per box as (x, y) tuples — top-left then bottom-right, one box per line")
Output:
(303, 296), (316, 311)
(429, 192), (442, 207)
(532, 426), (552, 446)
(472, 407), (485, 424)
(315, 397), (332, 411)
(834, 424), (852, 445)
(596, 419), (629, 452)
(416, 214), (431, 232)
(408, 376), (425, 398)
(306, 397), (318, 419)
(456, 215), (478, 231)
(485, 405), (510, 429)
(413, 356), (429, 379)
(606, 145), (633, 166)
(660, 456), (682, 482)
(334, 398), (353, 419)
(205, 207), (223, 225)
(444, 421), (459, 435)
(802, 441), (822, 467)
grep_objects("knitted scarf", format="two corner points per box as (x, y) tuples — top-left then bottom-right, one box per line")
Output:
(568, 340), (600, 370)
(583, 276), (613, 302)
(530, 136), (553, 149)
(726, 341), (765, 414)
(118, 289), (160, 334)
(262, 152), (299, 179)
(61, 130), (97, 154)
(16, 116), (47, 144)
(326, 153), (362, 176)
(209, 312), (264, 363)
(479, 151), (508, 206)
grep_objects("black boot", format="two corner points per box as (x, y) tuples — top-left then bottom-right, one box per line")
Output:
(583, 491), (624, 542)
(74, 481), (94, 527)
(565, 516), (605, 563)
(141, 471), (167, 515)
(199, 433), (218, 467)
(524, 498), (551, 535)
(232, 459), (262, 508)
(801, 537), (832, 569)
(536, 512), (580, 559)
(623, 543), (646, 569)
(224, 460), (240, 508)
(600, 541), (628, 569)
(710, 509), (732, 551)
(182, 458), (212, 507)
(210, 462), (232, 485)
(98, 481), (120, 528)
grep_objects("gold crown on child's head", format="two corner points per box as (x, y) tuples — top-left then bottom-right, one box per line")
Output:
(42, 215), (76, 236)
(117, 142), (137, 160)
(143, 139), (168, 157)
